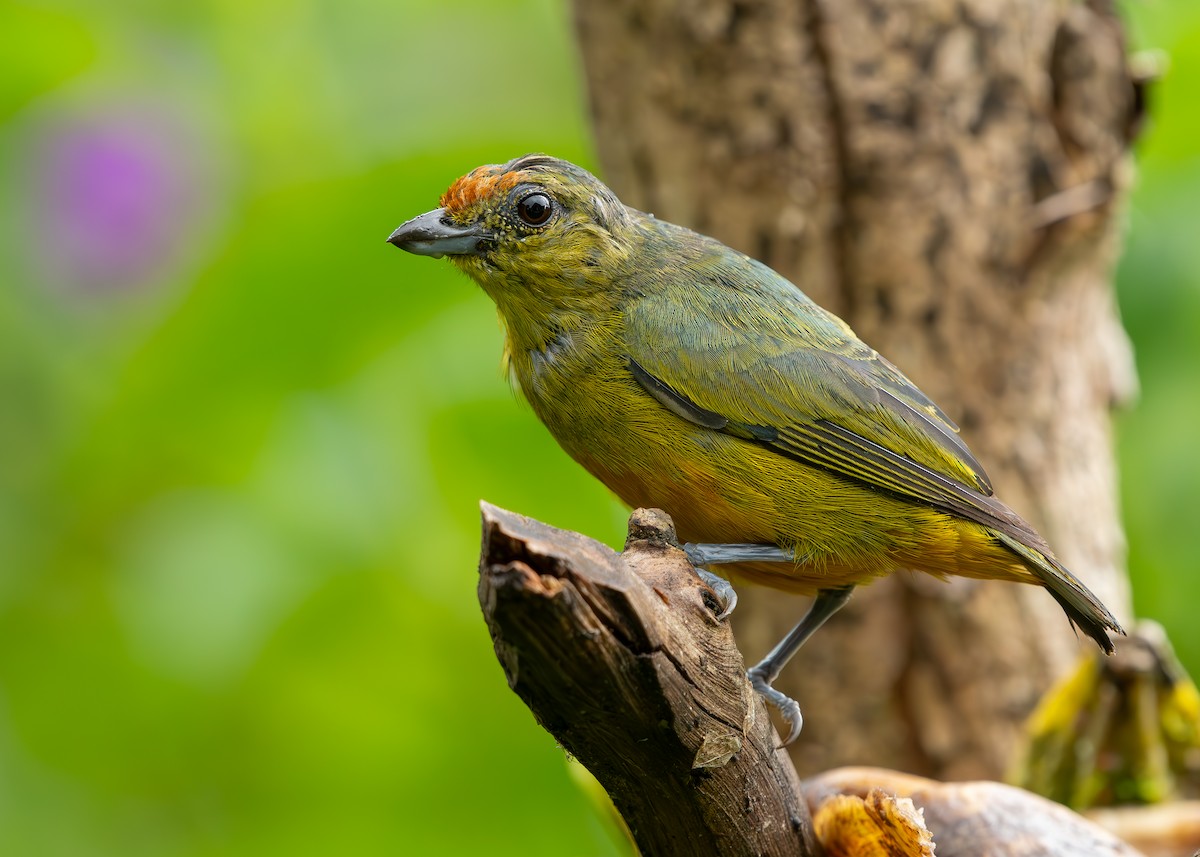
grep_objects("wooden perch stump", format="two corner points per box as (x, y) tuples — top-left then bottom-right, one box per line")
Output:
(478, 502), (817, 857)
(478, 503), (1158, 857)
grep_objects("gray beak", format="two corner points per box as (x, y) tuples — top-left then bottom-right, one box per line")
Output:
(387, 208), (486, 258)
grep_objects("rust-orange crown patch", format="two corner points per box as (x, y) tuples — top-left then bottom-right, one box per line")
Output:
(440, 166), (524, 216)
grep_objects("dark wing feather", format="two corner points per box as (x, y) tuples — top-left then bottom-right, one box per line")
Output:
(626, 355), (1040, 549)
(828, 352), (992, 495)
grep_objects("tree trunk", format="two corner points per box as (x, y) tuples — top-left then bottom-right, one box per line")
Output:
(571, 0), (1138, 779)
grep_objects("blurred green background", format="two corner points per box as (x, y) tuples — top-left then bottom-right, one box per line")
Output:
(0, 1), (1195, 854)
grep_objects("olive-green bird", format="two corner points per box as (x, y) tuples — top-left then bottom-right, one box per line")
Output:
(388, 154), (1124, 743)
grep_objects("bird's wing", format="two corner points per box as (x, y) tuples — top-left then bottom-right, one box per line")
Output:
(623, 248), (1044, 543)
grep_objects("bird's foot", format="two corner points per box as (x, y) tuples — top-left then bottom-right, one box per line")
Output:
(748, 664), (804, 747)
(743, 587), (854, 747)
(696, 569), (738, 620)
(684, 542), (794, 620)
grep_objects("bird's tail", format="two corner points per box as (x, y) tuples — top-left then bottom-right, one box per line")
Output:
(993, 531), (1124, 654)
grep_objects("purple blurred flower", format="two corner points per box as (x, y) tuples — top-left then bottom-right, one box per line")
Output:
(29, 106), (211, 294)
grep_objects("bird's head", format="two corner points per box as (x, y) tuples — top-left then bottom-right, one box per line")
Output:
(388, 155), (637, 325)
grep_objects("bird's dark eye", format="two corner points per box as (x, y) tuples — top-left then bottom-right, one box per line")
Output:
(516, 192), (553, 226)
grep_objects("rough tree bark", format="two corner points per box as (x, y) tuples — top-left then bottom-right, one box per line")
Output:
(479, 504), (819, 857)
(571, 0), (1139, 779)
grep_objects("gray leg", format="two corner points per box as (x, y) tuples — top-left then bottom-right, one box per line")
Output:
(748, 586), (854, 746)
(680, 542), (848, 745)
(684, 543), (795, 566)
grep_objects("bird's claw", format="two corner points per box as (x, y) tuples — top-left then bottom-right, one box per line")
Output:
(748, 665), (804, 746)
(696, 569), (738, 619)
